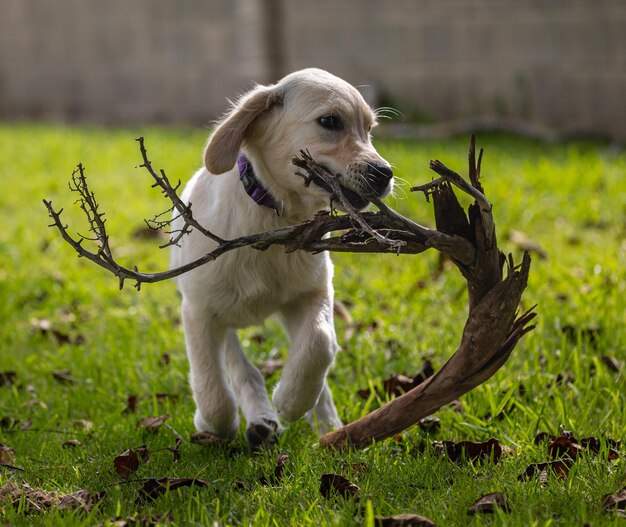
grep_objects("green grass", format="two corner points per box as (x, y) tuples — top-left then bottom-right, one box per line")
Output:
(1, 123), (625, 526)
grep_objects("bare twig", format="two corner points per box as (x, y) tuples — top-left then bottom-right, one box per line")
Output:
(292, 150), (405, 249)
(137, 137), (224, 248)
(44, 139), (485, 289)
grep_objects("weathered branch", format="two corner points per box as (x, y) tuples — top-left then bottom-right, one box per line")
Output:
(319, 137), (535, 449)
(45, 135), (534, 450)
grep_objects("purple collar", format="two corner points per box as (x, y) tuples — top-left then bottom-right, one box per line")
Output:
(237, 153), (280, 214)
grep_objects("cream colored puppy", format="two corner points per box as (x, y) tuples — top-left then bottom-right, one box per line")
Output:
(171, 68), (393, 449)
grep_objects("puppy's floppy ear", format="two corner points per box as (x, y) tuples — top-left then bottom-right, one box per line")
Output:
(204, 84), (282, 174)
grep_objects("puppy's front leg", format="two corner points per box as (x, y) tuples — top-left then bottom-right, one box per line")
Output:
(274, 294), (339, 424)
(182, 300), (239, 438)
(224, 332), (283, 449)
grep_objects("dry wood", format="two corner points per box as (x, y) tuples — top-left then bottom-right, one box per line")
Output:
(44, 135), (534, 448)
(320, 137), (535, 449)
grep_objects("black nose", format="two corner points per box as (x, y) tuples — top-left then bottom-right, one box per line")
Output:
(365, 163), (394, 195)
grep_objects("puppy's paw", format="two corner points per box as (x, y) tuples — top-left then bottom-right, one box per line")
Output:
(194, 409), (239, 440)
(246, 417), (284, 451)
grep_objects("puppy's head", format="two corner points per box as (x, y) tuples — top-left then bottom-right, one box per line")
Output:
(205, 68), (393, 214)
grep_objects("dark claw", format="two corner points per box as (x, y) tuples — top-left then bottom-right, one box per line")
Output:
(246, 419), (280, 451)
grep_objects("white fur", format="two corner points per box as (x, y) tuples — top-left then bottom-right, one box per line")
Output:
(171, 68), (393, 447)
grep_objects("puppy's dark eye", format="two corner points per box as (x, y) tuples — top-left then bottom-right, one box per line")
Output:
(317, 115), (344, 131)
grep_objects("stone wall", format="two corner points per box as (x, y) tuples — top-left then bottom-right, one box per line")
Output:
(1, 0), (623, 140)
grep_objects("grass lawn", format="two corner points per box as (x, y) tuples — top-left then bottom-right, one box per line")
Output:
(1, 123), (625, 526)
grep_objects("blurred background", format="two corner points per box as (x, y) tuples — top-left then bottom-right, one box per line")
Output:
(0, 0), (624, 142)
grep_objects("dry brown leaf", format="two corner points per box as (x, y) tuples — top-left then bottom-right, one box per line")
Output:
(0, 443), (15, 464)
(508, 230), (548, 260)
(124, 394), (139, 414)
(136, 477), (209, 503)
(467, 492), (510, 514)
(139, 414), (170, 431)
(159, 353), (171, 366)
(601, 355), (621, 372)
(114, 449), (140, 480)
(602, 486), (626, 512)
(0, 371), (17, 387)
(74, 419), (94, 430)
(257, 358), (284, 378)
(319, 473), (359, 499)
(168, 437), (183, 463)
(357, 360), (436, 399)
(547, 435), (583, 459)
(518, 460), (572, 482)
(434, 438), (502, 464)
(260, 453), (289, 486)
(333, 299), (352, 323)
(190, 431), (231, 446)
(132, 225), (166, 240)
(418, 416), (441, 434)
(376, 513), (438, 526)
(0, 482), (103, 513)
(32, 318), (84, 346)
(52, 369), (77, 384)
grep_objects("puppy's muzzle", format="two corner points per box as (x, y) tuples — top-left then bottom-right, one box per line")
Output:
(363, 162), (394, 197)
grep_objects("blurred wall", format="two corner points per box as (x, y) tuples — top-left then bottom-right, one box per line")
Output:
(1, 0), (624, 141)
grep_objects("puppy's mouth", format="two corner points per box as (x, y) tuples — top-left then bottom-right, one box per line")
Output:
(311, 176), (370, 211)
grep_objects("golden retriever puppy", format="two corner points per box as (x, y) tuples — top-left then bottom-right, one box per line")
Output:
(171, 68), (393, 449)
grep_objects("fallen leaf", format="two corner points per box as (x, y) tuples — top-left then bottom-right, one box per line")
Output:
(62, 439), (83, 449)
(601, 355), (621, 372)
(136, 478), (209, 503)
(250, 333), (267, 345)
(114, 449), (140, 480)
(132, 225), (165, 240)
(260, 453), (289, 486)
(0, 482), (103, 513)
(580, 436), (621, 459)
(561, 325), (601, 349)
(376, 513), (438, 526)
(257, 358), (284, 378)
(136, 445), (150, 462)
(139, 414), (170, 431)
(74, 419), (94, 430)
(412, 359), (435, 385)
(52, 370), (78, 384)
(602, 486), (626, 512)
(20, 399), (47, 409)
(319, 473), (359, 499)
(448, 399), (464, 413)
(57, 488), (105, 512)
(333, 299), (352, 323)
(124, 394), (139, 414)
(190, 431), (231, 446)
(0, 371), (17, 387)
(434, 438), (502, 464)
(168, 437), (183, 463)
(31, 318), (84, 346)
(418, 416), (441, 434)
(155, 393), (179, 404)
(0, 417), (21, 429)
(467, 492), (510, 514)
(508, 230), (548, 260)
(0, 443), (15, 463)
(547, 435), (583, 459)
(94, 512), (173, 527)
(518, 460), (572, 482)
